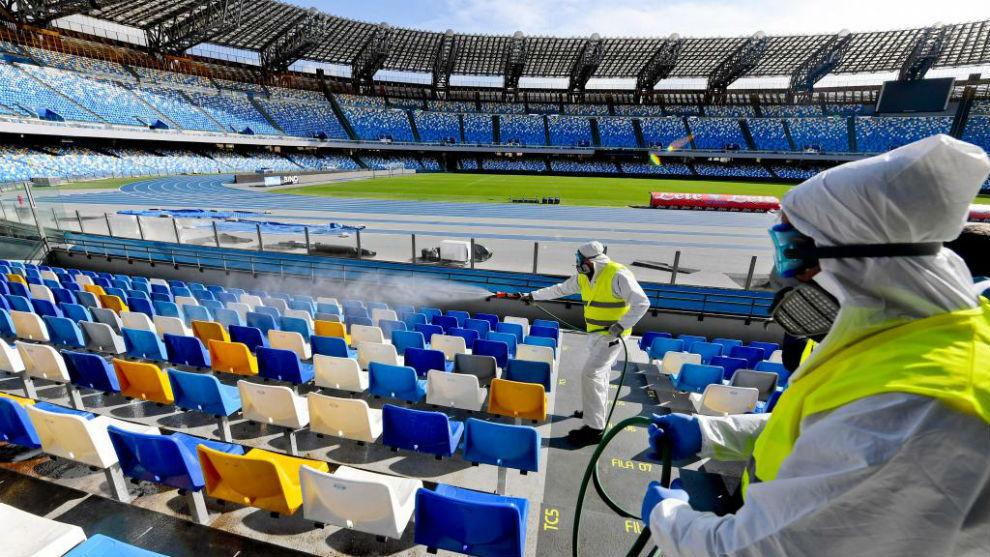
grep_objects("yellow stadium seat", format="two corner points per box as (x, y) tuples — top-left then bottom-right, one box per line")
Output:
(0, 391), (34, 406)
(487, 378), (548, 421)
(192, 320), (229, 345)
(6, 273), (26, 285)
(314, 320), (350, 345)
(83, 284), (106, 296)
(197, 445), (329, 515)
(98, 295), (128, 314)
(208, 339), (258, 376)
(112, 358), (174, 404)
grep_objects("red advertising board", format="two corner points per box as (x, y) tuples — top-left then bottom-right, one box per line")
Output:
(649, 192), (780, 212)
(969, 205), (990, 222)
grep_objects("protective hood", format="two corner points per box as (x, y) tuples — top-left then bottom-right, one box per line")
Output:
(782, 134), (990, 377)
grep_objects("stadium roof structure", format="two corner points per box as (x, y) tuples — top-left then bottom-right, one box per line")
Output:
(9, 1), (990, 94)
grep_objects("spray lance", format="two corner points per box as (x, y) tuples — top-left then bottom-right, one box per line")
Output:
(488, 291), (672, 557)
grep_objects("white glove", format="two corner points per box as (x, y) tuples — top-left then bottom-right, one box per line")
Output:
(608, 323), (625, 338)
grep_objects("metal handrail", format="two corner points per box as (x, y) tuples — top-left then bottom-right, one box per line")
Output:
(50, 231), (773, 320)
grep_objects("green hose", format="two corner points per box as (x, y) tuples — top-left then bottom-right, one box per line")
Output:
(527, 302), (667, 557)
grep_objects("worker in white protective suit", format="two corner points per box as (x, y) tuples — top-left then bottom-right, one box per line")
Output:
(640, 134), (990, 556)
(522, 241), (650, 447)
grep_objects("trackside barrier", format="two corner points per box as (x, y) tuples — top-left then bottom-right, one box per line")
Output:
(52, 233), (775, 319)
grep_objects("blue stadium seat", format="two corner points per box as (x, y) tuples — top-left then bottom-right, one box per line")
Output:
(379, 319), (406, 339)
(64, 534), (168, 557)
(399, 312), (426, 329)
(127, 297), (155, 318)
(419, 307), (442, 321)
(75, 291), (100, 308)
(288, 299), (315, 316)
(462, 417), (540, 473)
(404, 347), (453, 377)
(391, 330), (426, 356)
(473, 339), (509, 369)
(369, 363), (427, 402)
(108, 427), (243, 491)
(431, 314), (458, 332)
(280, 316), (312, 338)
(151, 292), (172, 303)
(201, 300), (224, 312)
(688, 341), (723, 364)
(310, 335), (356, 359)
(246, 312), (278, 336)
(464, 318), (491, 337)
(649, 337), (685, 360)
(710, 356), (748, 381)
(255, 305), (281, 320)
(532, 319), (559, 331)
(317, 302), (341, 316)
(414, 484), (527, 557)
(639, 331), (672, 351)
(62, 350), (121, 392)
(167, 368), (242, 417)
(153, 301), (182, 318)
(414, 323), (444, 342)
(528, 325), (559, 342)
(229, 325), (266, 352)
(486, 332), (517, 359)
(672, 363), (724, 394)
(213, 307), (243, 328)
(257, 346), (314, 384)
(0, 309), (15, 338)
(523, 335), (557, 354)
(711, 337), (743, 352)
(503, 359), (553, 391)
(182, 305), (212, 325)
(44, 315), (85, 348)
(677, 334), (706, 347)
(729, 345), (765, 368)
(474, 313), (499, 329)
(164, 334), (211, 368)
(446, 310), (470, 327)
(123, 328), (168, 361)
(346, 315), (373, 329)
(755, 360), (790, 383)
(51, 288), (75, 305)
(749, 341), (780, 357)
(0, 394), (41, 448)
(381, 404), (463, 457)
(448, 327), (479, 349)
(495, 322), (525, 344)
(32, 298), (61, 317)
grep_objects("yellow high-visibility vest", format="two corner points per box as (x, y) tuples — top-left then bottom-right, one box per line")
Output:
(578, 261), (631, 336)
(742, 298), (990, 496)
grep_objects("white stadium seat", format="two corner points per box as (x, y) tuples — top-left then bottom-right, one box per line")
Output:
(29, 284), (55, 304)
(153, 315), (193, 338)
(357, 341), (399, 370)
(690, 384), (760, 415)
(430, 334), (467, 360)
(1, 503), (86, 557)
(300, 465), (421, 540)
(370, 308), (397, 326)
(17, 341), (70, 382)
(268, 329), (312, 360)
(239, 294), (263, 309)
(517, 344), (556, 368)
(426, 369), (486, 411)
(307, 392), (382, 443)
(660, 351), (701, 375)
(80, 321), (126, 354)
(11, 310), (50, 342)
(313, 355), (367, 392)
(238, 380), (309, 429)
(120, 311), (156, 334)
(350, 324), (384, 346)
(0, 340), (26, 373)
(226, 302), (251, 322)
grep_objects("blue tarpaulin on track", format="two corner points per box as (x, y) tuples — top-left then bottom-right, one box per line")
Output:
(118, 208), (263, 219)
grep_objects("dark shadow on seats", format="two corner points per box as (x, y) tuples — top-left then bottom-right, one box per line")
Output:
(110, 401), (180, 419)
(241, 508), (316, 536)
(324, 441), (392, 465)
(386, 452), (473, 478)
(323, 524), (418, 555)
(157, 410), (220, 430)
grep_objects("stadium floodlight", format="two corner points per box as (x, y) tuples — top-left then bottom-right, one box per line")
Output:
(143, 0), (245, 56)
(351, 23), (391, 92)
(635, 34), (683, 100)
(568, 33), (604, 102)
(788, 30), (853, 99)
(503, 31), (527, 99)
(707, 31), (769, 100)
(899, 23), (947, 81)
(432, 29), (457, 97)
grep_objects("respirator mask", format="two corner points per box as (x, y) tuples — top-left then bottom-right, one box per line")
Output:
(576, 244), (607, 275)
(768, 222), (942, 339)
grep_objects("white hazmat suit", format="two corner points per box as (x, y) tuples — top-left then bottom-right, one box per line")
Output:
(650, 135), (990, 556)
(530, 242), (649, 430)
